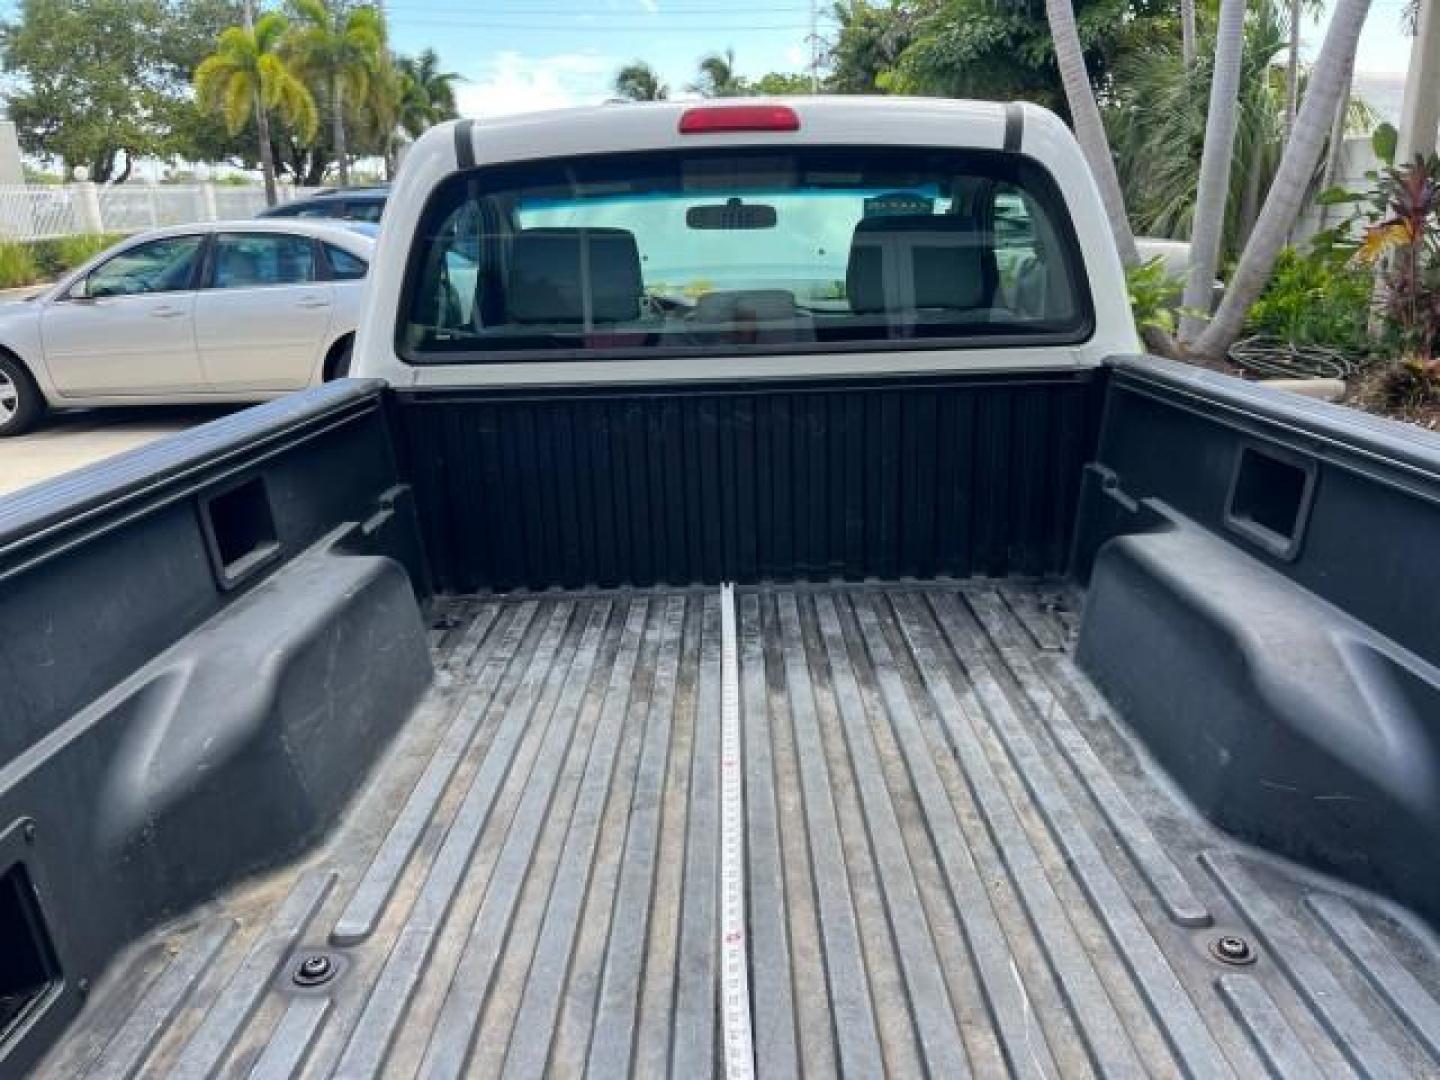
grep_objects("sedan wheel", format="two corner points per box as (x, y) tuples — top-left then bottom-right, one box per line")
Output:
(0, 354), (43, 436)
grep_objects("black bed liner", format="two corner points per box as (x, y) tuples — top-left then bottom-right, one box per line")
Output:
(40, 581), (1440, 1078)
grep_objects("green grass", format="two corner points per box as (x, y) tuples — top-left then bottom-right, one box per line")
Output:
(0, 242), (40, 289)
(0, 233), (132, 289)
(30, 233), (129, 279)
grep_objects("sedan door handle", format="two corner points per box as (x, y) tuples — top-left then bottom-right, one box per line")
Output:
(149, 306), (186, 318)
(297, 297), (331, 309)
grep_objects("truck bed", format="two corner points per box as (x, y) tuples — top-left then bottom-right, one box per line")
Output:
(42, 581), (1440, 1078)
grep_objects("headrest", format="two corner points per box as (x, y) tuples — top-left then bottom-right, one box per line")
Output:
(507, 227), (642, 324)
(845, 214), (988, 315)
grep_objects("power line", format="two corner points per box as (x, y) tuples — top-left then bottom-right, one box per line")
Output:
(384, 0), (812, 9)
(382, 18), (814, 30)
(383, 1), (815, 12)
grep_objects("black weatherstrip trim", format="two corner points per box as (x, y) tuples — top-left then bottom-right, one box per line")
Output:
(1003, 103), (1024, 152)
(454, 119), (476, 169)
(0, 379), (385, 561)
(1111, 354), (1440, 484)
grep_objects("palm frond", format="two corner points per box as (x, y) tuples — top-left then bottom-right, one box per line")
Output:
(223, 70), (253, 135)
(193, 54), (237, 108)
(254, 12), (289, 54)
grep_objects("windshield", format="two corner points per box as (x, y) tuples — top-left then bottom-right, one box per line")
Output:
(401, 146), (1091, 362)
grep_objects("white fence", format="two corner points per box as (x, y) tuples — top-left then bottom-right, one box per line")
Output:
(0, 182), (325, 241)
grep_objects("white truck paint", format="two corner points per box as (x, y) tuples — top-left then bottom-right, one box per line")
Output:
(354, 97), (1141, 388)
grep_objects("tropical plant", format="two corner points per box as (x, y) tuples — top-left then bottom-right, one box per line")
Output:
(1243, 246), (1373, 354)
(1178, 0), (1246, 343)
(283, 0), (385, 186)
(396, 48), (461, 136)
(613, 61), (668, 102)
(1349, 155), (1440, 362)
(747, 71), (813, 94)
(359, 55), (401, 176)
(1126, 257), (1182, 335)
(886, 0), (1173, 114)
(1109, 8), (1278, 254)
(194, 11), (317, 206)
(690, 48), (742, 97)
(1107, 4), (1374, 257)
(827, 0), (914, 93)
(1189, 0), (1375, 361)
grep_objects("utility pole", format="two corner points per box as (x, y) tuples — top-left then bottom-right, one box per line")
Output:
(242, 0), (254, 31)
(1398, 0), (1440, 161)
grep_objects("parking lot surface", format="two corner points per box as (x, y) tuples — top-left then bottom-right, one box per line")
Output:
(0, 406), (237, 498)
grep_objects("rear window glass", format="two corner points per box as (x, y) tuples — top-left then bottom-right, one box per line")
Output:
(400, 146), (1091, 362)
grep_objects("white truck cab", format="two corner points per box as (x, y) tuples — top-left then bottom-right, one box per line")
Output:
(354, 97), (1139, 389)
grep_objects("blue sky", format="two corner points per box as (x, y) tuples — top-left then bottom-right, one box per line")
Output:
(381, 0), (827, 117)
(381, 0), (1413, 121)
(0, 0), (1416, 119)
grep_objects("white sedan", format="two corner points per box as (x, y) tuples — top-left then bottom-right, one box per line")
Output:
(0, 219), (375, 436)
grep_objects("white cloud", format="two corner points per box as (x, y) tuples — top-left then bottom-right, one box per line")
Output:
(784, 45), (807, 69)
(454, 51), (618, 119)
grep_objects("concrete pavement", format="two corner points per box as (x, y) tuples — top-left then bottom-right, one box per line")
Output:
(0, 405), (238, 498)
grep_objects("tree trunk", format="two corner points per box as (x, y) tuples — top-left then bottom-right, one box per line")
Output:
(1285, 0), (1302, 140)
(1179, 0), (1247, 343)
(1317, 52), (1355, 231)
(1044, 0), (1140, 267)
(332, 74), (350, 186)
(1192, 0), (1374, 361)
(90, 150), (117, 183)
(1181, 0), (1198, 67)
(254, 90), (278, 207)
(1237, 140), (1265, 249)
(303, 148), (327, 187)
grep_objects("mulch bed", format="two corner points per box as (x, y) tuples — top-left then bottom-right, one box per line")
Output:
(1343, 364), (1440, 432)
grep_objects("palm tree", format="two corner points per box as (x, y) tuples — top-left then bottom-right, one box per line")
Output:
(396, 49), (461, 136)
(1192, 0), (1374, 361)
(1179, 0), (1247, 343)
(690, 48), (743, 97)
(1317, 50), (1357, 230)
(1181, 0), (1198, 67)
(284, 0), (385, 186)
(614, 61), (668, 102)
(1284, 0), (1302, 137)
(1108, 4), (1373, 255)
(1043, 0), (1140, 267)
(194, 12), (317, 206)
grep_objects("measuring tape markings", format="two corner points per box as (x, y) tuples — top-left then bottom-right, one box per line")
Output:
(718, 582), (756, 1080)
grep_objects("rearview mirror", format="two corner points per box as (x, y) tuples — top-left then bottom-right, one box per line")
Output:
(686, 198), (777, 230)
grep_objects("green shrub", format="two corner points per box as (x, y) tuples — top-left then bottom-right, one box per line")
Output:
(28, 232), (128, 278)
(1244, 247), (1373, 357)
(1126, 256), (1182, 337)
(0, 241), (40, 289)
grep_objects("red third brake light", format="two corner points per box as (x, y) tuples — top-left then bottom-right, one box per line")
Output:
(678, 104), (801, 134)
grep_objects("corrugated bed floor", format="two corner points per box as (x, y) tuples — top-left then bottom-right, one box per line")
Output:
(41, 582), (1440, 1079)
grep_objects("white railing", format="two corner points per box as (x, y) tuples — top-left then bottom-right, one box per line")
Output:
(0, 182), (326, 241)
